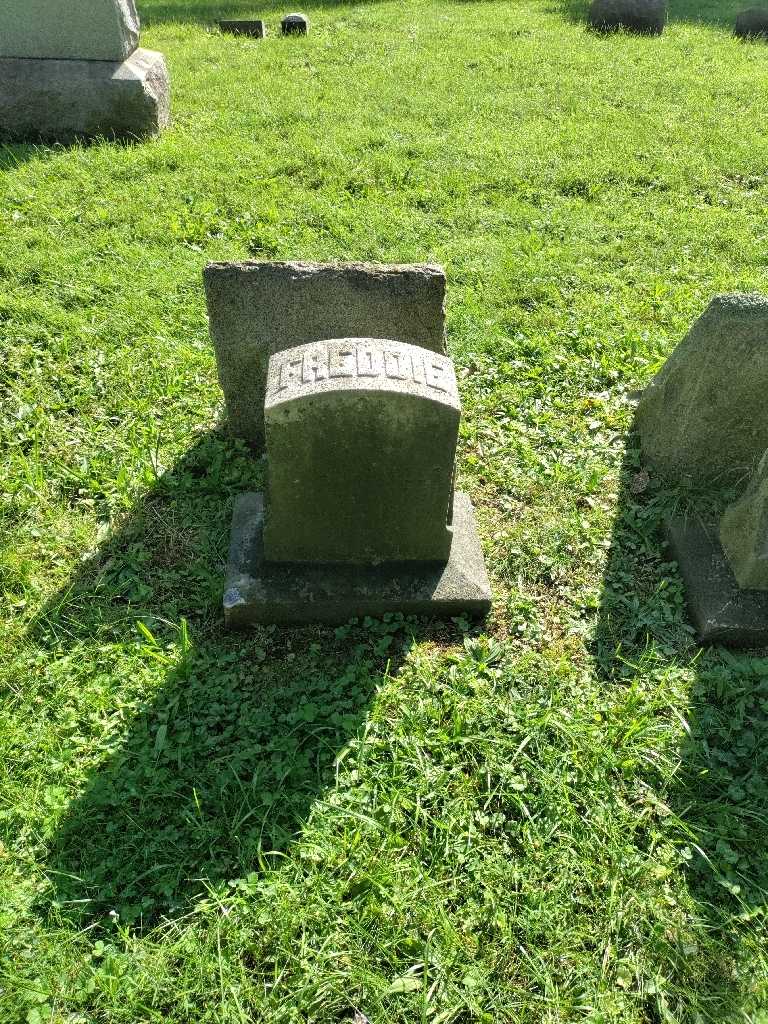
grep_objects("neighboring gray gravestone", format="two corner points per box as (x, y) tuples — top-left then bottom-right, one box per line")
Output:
(264, 339), (460, 563)
(588, 0), (667, 33)
(635, 294), (768, 486)
(223, 338), (492, 625)
(720, 450), (768, 590)
(735, 8), (768, 38)
(0, 0), (140, 61)
(219, 20), (267, 38)
(281, 12), (309, 34)
(0, 49), (170, 142)
(204, 261), (447, 448)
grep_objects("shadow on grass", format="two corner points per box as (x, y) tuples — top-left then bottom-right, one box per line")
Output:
(593, 423), (768, 1017)
(32, 430), (465, 931)
(0, 136), (163, 170)
(0, 144), (44, 171)
(555, 0), (754, 29)
(140, 0), (384, 26)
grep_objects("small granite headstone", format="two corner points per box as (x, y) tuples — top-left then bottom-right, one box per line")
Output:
(735, 8), (768, 38)
(219, 20), (267, 38)
(281, 12), (309, 35)
(204, 261), (447, 449)
(588, 0), (667, 33)
(224, 337), (491, 625)
(0, 0), (170, 141)
(264, 339), (460, 564)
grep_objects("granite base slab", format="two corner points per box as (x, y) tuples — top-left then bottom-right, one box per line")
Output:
(0, 48), (170, 142)
(224, 491), (492, 626)
(665, 515), (768, 648)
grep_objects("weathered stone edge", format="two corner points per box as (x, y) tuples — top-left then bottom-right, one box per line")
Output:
(665, 514), (768, 649)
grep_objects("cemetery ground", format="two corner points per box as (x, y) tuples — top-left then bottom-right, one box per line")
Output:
(1, 0), (767, 1020)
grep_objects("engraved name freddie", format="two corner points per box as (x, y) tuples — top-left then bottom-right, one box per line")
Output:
(270, 341), (454, 395)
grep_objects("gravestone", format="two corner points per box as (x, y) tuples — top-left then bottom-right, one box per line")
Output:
(0, 0), (170, 141)
(735, 8), (768, 38)
(219, 20), (267, 38)
(204, 261), (447, 449)
(636, 294), (768, 487)
(281, 12), (310, 35)
(588, 0), (667, 33)
(264, 339), (459, 564)
(0, 0), (139, 60)
(640, 293), (768, 646)
(224, 337), (491, 625)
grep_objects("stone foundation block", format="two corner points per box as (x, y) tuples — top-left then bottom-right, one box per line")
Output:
(0, 48), (170, 142)
(666, 515), (768, 648)
(224, 492), (492, 627)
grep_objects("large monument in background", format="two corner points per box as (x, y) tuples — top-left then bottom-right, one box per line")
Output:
(0, 0), (170, 141)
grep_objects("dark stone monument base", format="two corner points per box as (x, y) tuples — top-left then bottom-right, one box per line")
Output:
(0, 49), (170, 142)
(219, 20), (266, 38)
(666, 515), (768, 648)
(224, 491), (492, 627)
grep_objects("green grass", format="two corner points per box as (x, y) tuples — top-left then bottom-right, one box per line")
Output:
(2, 0), (768, 1021)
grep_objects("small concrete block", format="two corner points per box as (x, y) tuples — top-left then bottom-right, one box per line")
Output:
(588, 0), (667, 33)
(224, 492), (492, 626)
(281, 12), (309, 34)
(204, 261), (447, 448)
(0, 48), (170, 142)
(666, 515), (768, 648)
(219, 20), (266, 38)
(0, 0), (140, 61)
(735, 8), (768, 38)
(264, 338), (460, 564)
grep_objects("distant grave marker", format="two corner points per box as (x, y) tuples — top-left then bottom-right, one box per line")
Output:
(281, 12), (310, 35)
(588, 0), (667, 34)
(219, 20), (267, 38)
(735, 8), (768, 38)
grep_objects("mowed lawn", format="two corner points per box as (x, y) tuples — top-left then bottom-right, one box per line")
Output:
(2, 0), (768, 1021)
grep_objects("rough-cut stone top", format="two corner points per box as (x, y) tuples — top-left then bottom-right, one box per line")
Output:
(266, 337), (459, 411)
(636, 292), (768, 485)
(0, 0), (140, 61)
